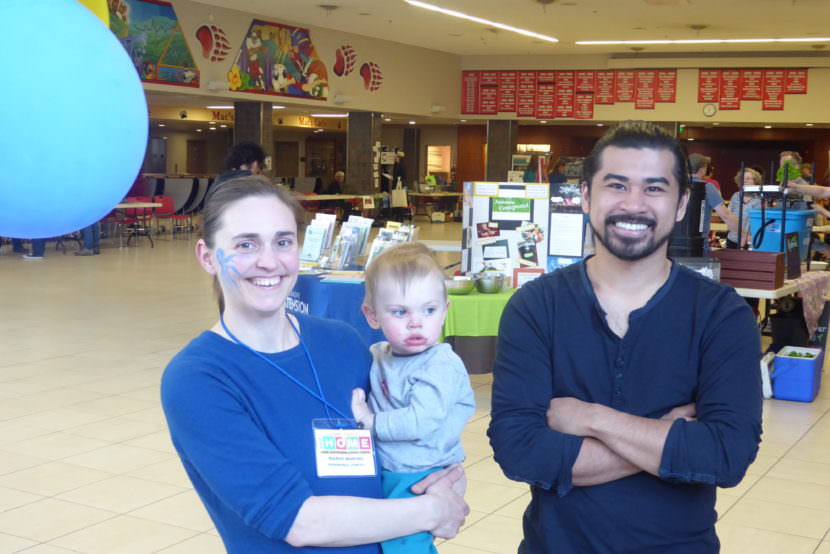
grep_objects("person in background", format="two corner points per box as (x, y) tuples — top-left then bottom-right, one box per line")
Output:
(161, 175), (468, 554)
(22, 239), (46, 260)
(351, 242), (475, 554)
(11, 238), (27, 254)
(726, 168), (763, 249)
(315, 170), (345, 195)
(777, 151), (808, 187)
(703, 159), (721, 193)
(547, 157), (568, 184)
(489, 120), (761, 552)
(689, 153), (740, 253)
(212, 142), (266, 190)
(801, 163), (814, 184)
(523, 154), (540, 183)
(75, 223), (101, 256)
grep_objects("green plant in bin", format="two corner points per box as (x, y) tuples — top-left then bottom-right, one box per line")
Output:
(785, 351), (816, 359)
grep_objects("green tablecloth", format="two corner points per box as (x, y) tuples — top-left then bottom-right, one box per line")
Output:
(443, 288), (515, 337)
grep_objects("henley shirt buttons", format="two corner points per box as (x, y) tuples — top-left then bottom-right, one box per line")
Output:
(616, 372), (623, 379)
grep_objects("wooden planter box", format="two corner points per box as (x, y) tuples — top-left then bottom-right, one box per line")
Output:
(711, 249), (785, 290)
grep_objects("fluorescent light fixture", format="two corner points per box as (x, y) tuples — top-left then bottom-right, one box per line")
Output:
(687, 138), (695, 141)
(157, 123), (165, 127)
(272, 105), (286, 109)
(310, 113), (348, 118)
(577, 37), (830, 46)
(460, 119), (467, 122)
(196, 129), (203, 132)
(596, 123), (605, 127)
(806, 123), (815, 127)
(764, 125), (773, 129)
(713, 122), (720, 126)
(539, 120), (547, 124)
(409, 121), (416, 125)
(209, 121), (216, 124)
(209, 127), (217, 130)
(404, 0), (558, 43)
(206, 105), (234, 109)
(219, 124), (227, 128)
(384, 118), (392, 122)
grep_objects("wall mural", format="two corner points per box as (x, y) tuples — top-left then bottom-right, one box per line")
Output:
(108, 0), (200, 87)
(228, 19), (328, 100)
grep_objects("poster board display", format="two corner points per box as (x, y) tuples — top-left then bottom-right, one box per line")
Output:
(461, 182), (550, 276)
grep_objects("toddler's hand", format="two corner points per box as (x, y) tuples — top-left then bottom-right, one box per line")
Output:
(351, 388), (375, 431)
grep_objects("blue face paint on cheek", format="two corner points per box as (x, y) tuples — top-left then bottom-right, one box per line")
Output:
(215, 248), (243, 289)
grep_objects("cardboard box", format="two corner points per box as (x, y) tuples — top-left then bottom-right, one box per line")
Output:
(772, 346), (822, 402)
(711, 249), (784, 290)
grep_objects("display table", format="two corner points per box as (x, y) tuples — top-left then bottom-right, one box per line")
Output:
(290, 273), (515, 373)
(444, 288), (515, 374)
(290, 274), (384, 345)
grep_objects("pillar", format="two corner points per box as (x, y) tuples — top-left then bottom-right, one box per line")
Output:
(402, 127), (420, 187)
(485, 120), (518, 182)
(346, 112), (382, 194)
(233, 101), (274, 171)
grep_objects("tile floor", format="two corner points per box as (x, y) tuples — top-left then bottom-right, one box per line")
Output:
(0, 222), (828, 553)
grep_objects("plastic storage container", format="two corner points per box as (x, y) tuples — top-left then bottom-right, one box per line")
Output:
(771, 346), (823, 402)
(747, 208), (815, 261)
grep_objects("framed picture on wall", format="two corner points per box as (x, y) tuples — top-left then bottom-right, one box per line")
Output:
(513, 267), (545, 288)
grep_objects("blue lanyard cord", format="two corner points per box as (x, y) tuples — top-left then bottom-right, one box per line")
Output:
(219, 314), (348, 420)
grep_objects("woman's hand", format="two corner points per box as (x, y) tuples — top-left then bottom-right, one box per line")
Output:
(411, 464), (469, 539)
(351, 388), (375, 431)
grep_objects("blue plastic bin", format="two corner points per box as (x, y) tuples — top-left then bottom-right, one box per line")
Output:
(747, 208), (814, 261)
(771, 346), (822, 402)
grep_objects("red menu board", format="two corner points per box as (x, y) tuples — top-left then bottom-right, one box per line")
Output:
(535, 71), (556, 119)
(741, 70), (763, 100)
(516, 71), (536, 117)
(555, 71), (575, 118)
(655, 70), (677, 102)
(497, 71), (517, 112)
(635, 71), (656, 109)
(595, 71), (615, 104)
(461, 71), (479, 114)
(763, 70), (785, 110)
(719, 70), (741, 110)
(575, 71), (595, 93)
(574, 93), (594, 119)
(786, 69), (808, 94)
(478, 71), (499, 115)
(615, 70), (635, 102)
(698, 69), (720, 102)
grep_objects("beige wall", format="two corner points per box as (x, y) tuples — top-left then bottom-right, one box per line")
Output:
(158, 0), (461, 117)
(147, 129), (232, 175)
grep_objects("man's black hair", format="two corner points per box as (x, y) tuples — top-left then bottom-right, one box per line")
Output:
(582, 120), (690, 194)
(225, 142), (266, 171)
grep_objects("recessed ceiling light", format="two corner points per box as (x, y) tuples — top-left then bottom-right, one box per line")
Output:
(596, 123), (605, 127)
(713, 122), (720, 126)
(219, 124), (227, 128)
(404, 0), (558, 43)
(576, 37), (830, 46)
(311, 113), (348, 118)
(162, 136), (168, 140)
(209, 121), (216, 125)
(209, 127), (217, 130)
(460, 119), (467, 122)
(384, 118), (392, 122)
(764, 125), (772, 129)
(539, 120), (547, 124)
(806, 123), (815, 127)
(409, 121), (416, 125)
(196, 129), (203, 132)
(206, 105), (233, 109)
(157, 123), (165, 127)
(687, 138), (695, 141)
(272, 105), (285, 109)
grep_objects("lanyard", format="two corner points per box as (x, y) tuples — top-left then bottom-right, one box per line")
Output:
(220, 314), (348, 420)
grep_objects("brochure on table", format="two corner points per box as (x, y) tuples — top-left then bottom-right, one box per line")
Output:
(461, 181), (550, 279)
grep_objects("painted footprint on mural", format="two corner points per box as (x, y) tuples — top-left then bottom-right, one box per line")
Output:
(333, 45), (356, 76)
(195, 24), (231, 62)
(360, 62), (383, 91)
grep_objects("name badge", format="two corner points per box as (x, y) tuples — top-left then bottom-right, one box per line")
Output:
(312, 418), (377, 478)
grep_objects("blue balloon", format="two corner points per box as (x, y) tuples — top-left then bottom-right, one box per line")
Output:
(0, 0), (147, 238)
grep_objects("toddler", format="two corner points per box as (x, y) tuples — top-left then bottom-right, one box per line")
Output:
(352, 242), (475, 554)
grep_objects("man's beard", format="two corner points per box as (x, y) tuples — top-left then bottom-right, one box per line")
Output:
(590, 214), (671, 262)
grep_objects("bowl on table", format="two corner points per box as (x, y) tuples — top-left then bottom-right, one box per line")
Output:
(474, 273), (505, 294)
(446, 276), (475, 295)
